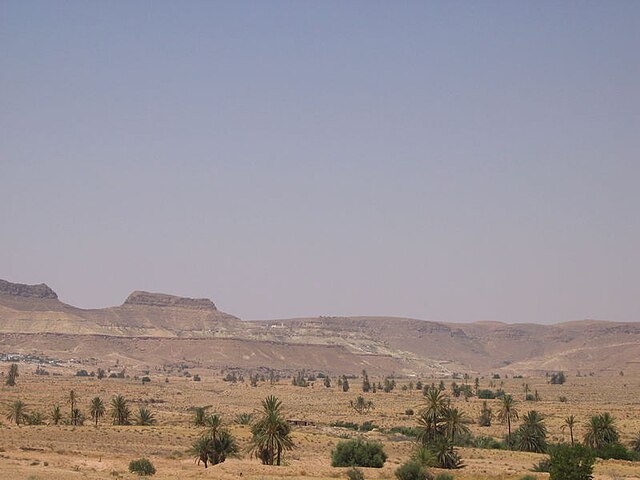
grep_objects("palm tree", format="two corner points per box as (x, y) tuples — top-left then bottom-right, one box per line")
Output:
(478, 400), (492, 427)
(135, 406), (156, 426)
(523, 383), (530, 400)
(209, 429), (240, 464)
(561, 415), (577, 445)
(6, 399), (27, 425)
(584, 413), (619, 449)
(49, 404), (62, 425)
(441, 406), (470, 443)
(190, 429), (240, 468)
(110, 395), (131, 425)
(68, 390), (77, 425)
(6, 363), (19, 386)
(192, 406), (208, 427)
(90, 397), (105, 427)
(350, 395), (374, 414)
(514, 410), (547, 453)
(190, 436), (211, 468)
(204, 414), (222, 437)
(249, 395), (294, 466)
(497, 395), (519, 448)
(417, 388), (449, 445)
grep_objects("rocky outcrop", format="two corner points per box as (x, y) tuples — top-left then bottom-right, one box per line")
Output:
(123, 290), (217, 310)
(0, 279), (58, 299)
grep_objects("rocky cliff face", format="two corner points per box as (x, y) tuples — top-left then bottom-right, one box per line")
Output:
(123, 290), (217, 310)
(0, 279), (58, 299)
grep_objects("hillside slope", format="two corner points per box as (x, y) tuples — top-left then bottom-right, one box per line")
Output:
(1, 279), (639, 375)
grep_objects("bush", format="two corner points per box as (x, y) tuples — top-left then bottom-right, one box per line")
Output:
(331, 438), (387, 468)
(474, 436), (503, 450)
(593, 443), (640, 461)
(395, 461), (432, 480)
(548, 444), (595, 480)
(128, 458), (156, 476)
(531, 457), (551, 472)
(434, 474), (454, 480)
(519, 476), (537, 480)
(359, 421), (378, 432)
(346, 467), (365, 480)
(477, 389), (496, 399)
(332, 421), (360, 431)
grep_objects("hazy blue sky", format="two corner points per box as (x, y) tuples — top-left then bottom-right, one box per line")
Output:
(1, 1), (638, 323)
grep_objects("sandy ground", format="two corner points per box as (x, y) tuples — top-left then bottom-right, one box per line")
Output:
(1, 365), (639, 479)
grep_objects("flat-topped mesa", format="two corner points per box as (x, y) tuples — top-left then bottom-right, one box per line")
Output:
(123, 290), (217, 310)
(0, 279), (58, 299)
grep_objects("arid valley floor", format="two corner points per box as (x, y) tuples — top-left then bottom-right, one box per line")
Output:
(1, 365), (640, 480)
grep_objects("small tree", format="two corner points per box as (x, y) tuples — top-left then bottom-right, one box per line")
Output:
(478, 401), (492, 427)
(548, 444), (595, 480)
(513, 410), (547, 453)
(50, 404), (62, 425)
(6, 399), (27, 425)
(562, 415), (577, 446)
(6, 363), (19, 386)
(497, 395), (519, 448)
(350, 396), (374, 415)
(342, 375), (350, 392)
(583, 413), (619, 449)
(90, 397), (105, 427)
(110, 395), (131, 425)
(192, 406), (208, 427)
(135, 406), (156, 426)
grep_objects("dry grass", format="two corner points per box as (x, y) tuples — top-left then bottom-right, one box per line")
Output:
(1, 365), (639, 479)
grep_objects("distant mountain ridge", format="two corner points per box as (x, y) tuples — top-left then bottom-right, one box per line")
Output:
(1, 278), (639, 375)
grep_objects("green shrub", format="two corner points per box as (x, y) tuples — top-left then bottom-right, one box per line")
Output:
(332, 421), (360, 431)
(331, 438), (387, 468)
(593, 443), (640, 461)
(395, 461), (432, 480)
(359, 421), (378, 432)
(531, 457), (551, 472)
(477, 389), (496, 399)
(128, 458), (156, 476)
(548, 444), (595, 480)
(434, 474), (454, 480)
(346, 467), (365, 480)
(474, 436), (503, 449)
(388, 426), (419, 437)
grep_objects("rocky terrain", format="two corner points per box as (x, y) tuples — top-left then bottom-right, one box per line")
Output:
(1, 278), (639, 376)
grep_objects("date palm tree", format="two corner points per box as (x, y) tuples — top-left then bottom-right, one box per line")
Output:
(497, 395), (519, 448)
(6, 399), (27, 425)
(190, 427), (240, 468)
(68, 390), (78, 425)
(135, 406), (156, 426)
(442, 406), (470, 443)
(561, 415), (577, 445)
(49, 404), (62, 425)
(249, 395), (294, 466)
(514, 410), (547, 453)
(6, 363), (19, 386)
(584, 413), (619, 449)
(192, 406), (208, 427)
(110, 395), (131, 426)
(417, 388), (449, 445)
(90, 397), (105, 427)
